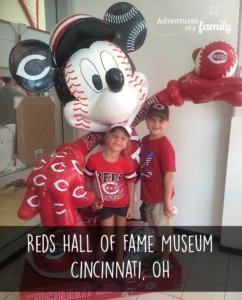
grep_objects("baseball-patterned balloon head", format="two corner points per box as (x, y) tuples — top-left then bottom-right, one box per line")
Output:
(104, 2), (147, 52)
(62, 40), (148, 132)
(194, 41), (237, 79)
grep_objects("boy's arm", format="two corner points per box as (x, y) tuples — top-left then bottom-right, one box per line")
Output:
(126, 181), (135, 219)
(163, 172), (175, 218)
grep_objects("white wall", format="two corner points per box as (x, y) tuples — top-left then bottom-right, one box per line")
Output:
(220, 115), (242, 249)
(221, 116), (242, 226)
(220, 2), (242, 248)
(68, 0), (240, 226)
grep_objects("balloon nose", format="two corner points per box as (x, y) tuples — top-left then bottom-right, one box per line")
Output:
(105, 68), (124, 93)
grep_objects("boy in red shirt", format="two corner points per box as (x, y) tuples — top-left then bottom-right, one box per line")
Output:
(140, 102), (176, 266)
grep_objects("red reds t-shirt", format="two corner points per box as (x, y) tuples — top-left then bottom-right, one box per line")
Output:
(84, 151), (136, 208)
(140, 135), (176, 203)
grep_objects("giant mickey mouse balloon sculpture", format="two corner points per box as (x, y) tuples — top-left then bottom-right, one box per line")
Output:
(9, 2), (242, 234)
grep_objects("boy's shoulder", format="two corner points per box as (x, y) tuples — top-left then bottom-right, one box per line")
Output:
(160, 135), (174, 148)
(142, 134), (170, 143)
(141, 134), (150, 142)
(142, 135), (174, 150)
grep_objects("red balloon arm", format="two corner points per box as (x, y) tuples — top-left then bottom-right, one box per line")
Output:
(131, 87), (184, 127)
(56, 132), (105, 157)
(132, 71), (242, 127)
(17, 132), (105, 227)
(177, 71), (242, 105)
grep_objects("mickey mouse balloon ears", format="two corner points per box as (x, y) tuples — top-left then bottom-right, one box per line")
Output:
(9, 2), (146, 92)
(104, 2), (147, 52)
(9, 39), (56, 92)
(9, 15), (115, 92)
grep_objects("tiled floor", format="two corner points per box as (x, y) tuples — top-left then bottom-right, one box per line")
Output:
(0, 241), (241, 300)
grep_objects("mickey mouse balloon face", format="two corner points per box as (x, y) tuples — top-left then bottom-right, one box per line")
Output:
(9, 3), (148, 132)
(63, 40), (148, 132)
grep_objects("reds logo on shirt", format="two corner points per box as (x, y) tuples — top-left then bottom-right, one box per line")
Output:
(96, 171), (124, 201)
(102, 182), (119, 195)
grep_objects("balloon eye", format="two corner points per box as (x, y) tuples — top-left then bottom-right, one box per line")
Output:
(92, 74), (103, 91)
(100, 51), (118, 72)
(80, 58), (103, 93)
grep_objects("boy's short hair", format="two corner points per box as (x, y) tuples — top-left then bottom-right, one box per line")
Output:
(146, 102), (169, 120)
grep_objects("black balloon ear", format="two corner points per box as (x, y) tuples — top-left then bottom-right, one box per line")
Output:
(104, 2), (147, 52)
(9, 40), (57, 92)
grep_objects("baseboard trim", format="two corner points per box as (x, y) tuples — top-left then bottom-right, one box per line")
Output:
(172, 226), (220, 242)
(219, 245), (242, 255)
(173, 226), (242, 255)
(0, 246), (26, 270)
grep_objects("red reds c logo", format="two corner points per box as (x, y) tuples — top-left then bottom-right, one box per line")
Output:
(208, 50), (228, 64)
(153, 103), (164, 110)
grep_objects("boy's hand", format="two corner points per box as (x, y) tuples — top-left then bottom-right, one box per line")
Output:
(164, 203), (175, 218)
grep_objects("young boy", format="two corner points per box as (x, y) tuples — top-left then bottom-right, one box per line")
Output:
(140, 102), (176, 266)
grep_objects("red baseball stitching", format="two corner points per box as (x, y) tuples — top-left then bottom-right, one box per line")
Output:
(74, 107), (88, 114)
(64, 63), (89, 118)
